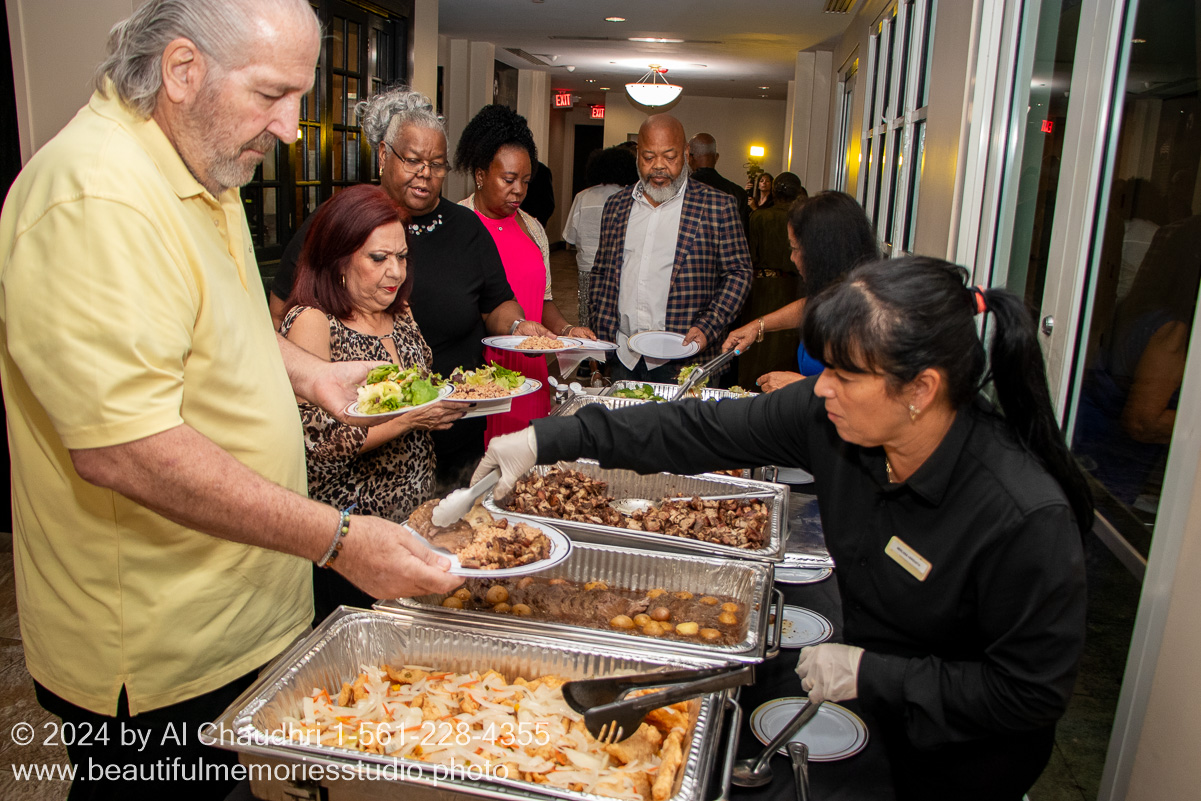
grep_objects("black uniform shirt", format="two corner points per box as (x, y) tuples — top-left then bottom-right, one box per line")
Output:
(534, 377), (1086, 750)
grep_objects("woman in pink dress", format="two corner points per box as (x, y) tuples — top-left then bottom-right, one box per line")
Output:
(456, 105), (596, 442)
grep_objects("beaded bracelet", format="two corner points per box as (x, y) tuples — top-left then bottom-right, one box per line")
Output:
(317, 504), (356, 568)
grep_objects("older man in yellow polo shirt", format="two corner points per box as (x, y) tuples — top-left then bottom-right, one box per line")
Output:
(0, 0), (461, 796)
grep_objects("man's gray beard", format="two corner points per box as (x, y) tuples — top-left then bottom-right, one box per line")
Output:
(641, 168), (688, 204)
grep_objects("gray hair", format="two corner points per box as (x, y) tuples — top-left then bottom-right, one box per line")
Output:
(687, 133), (717, 158)
(357, 86), (446, 150)
(94, 0), (315, 118)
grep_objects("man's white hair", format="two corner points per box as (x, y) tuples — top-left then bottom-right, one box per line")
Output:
(94, 0), (316, 117)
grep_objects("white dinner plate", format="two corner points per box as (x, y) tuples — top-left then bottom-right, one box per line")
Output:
(775, 605), (833, 649)
(627, 330), (701, 360)
(443, 378), (543, 403)
(405, 516), (572, 577)
(566, 338), (619, 351)
(481, 335), (584, 354)
(773, 565), (834, 585)
(343, 384), (454, 420)
(750, 697), (869, 760)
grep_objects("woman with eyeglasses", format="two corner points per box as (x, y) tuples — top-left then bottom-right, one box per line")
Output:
(455, 105), (597, 441)
(270, 87), (552, 491)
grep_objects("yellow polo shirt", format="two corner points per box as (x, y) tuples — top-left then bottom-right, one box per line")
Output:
(0, 90), (311, 715)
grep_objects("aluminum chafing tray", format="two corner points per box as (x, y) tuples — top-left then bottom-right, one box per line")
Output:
(377, 541), (784, 664)
(484, 460), (788, 563)
(202, 608), (741, 801)
(602, 381), (757, 402)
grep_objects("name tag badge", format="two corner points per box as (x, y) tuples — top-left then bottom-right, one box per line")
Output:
(885, 536), (932, 582)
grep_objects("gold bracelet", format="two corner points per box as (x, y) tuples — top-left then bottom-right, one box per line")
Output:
(756, 318), (765, 343)
(561, 323), (574, 336)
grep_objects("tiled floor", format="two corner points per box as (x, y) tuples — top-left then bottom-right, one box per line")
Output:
(0, 247), (1133, 799)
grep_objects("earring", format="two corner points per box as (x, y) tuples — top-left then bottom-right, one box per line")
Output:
(909, 404), (920, 422)
(341, 274), (346, 288)
(476, 181), (482, 189)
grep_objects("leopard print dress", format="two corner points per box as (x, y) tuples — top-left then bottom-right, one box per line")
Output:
(281, 306), (436, 522)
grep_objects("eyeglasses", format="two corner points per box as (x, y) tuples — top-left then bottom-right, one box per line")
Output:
(384, 142), (450, 176)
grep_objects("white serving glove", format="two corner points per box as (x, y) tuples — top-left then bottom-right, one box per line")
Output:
(471, 427), (539, 499)
(795, 643), (865, 705)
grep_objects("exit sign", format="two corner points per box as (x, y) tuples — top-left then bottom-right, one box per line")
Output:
(590, 105), (605, 120)
(554, 92), (574, 109)
(1041, 119), (1053, 133)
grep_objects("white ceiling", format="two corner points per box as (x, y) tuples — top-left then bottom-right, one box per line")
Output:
(434, 0), (858, 105)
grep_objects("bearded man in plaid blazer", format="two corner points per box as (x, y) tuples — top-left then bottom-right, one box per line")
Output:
(589, 114), (752, 381)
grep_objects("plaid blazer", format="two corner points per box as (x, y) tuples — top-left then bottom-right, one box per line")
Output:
(588, 179), (752, 369)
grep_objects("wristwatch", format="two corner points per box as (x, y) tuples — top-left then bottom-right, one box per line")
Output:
(510, 319), (527, 335)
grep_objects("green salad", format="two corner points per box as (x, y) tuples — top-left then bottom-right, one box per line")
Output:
(355, 364), (445, 414)
(612, 383), (668, 401)
(448, 362), (525, 390)
(677, 364), (710, 390)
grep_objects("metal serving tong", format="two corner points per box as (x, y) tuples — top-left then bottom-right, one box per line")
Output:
(562, 664), (754, 744)
(672, 348), (740, 401)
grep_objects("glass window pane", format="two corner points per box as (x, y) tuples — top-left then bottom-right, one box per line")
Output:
(263, 188), (278, 246)
(881, 13), (896, 119)
(332, 130), (344, 181)
(347, 132), (360, 181)
(886, 130), (902, 243)
(917, 0), (935, 108)
(307, 128), (320, 181)
(293, 130), (306, 183)
(347, 77), (360, 120)
(262, 142), (277, 182)
(904, 120), (926, 252)
(1071, 1), (1201, 532)
(333, 73), (344, 125)
(872, 134), (888, 233)
(349, 22), (360, 73)
(333, 18), (345, 70)
(896, 1), (914, 114)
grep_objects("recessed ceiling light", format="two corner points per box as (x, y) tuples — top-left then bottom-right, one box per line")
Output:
(600, 87), (610, 91)
(585, 79), (596, 83)
(760, 94), (768, 98)
(605, 16), (626, 22)
(1131, 38), (1147, 43)
(758, 86), (769, 90)
(629, 37), (684, 43)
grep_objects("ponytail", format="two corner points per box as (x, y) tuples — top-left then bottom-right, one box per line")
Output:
(980, 289), (1095, 536)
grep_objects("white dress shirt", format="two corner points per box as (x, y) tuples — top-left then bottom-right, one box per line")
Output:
(616, 178), (687, 369)
(562, 183), (624, 273)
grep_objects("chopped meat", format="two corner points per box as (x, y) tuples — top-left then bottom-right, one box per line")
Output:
(504, 468), (769, 549)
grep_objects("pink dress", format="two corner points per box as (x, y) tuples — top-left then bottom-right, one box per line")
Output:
(475, 211), (552, 443)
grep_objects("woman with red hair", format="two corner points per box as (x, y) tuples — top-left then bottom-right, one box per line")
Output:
(282, 184), (463, 620)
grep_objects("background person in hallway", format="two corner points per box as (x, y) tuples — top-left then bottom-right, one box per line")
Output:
(588, 114), (752, 382)
(748, 171), (776, 211)
(0, 2), (460, 798)
(281, 185), (464, 623)
(724, 191), (879, 392)
(563, 144), (639, 329)
(270, 87), (551, 492)
(686, 132), (750, 233)
(477, 257), (1091, 801)
(735, 172), (807, 386)
(457, 105), (597, 441)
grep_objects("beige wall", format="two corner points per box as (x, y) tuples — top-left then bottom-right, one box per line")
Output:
(829, 0), (976, 259)
(7, 0), (136, 162)
(409, 0), (438, 101)
(603, 92), (788, 181)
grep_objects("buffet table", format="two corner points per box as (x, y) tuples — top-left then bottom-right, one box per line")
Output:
(723, 488), (896, 801)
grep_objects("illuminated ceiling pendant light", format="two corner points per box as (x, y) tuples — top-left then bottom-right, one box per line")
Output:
(625, 65), (682, 107)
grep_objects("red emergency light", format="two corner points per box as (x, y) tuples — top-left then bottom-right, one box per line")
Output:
(554, 92), (574, 109)
(591, 105), (605, 120)
(1041, 119), (1053, 134)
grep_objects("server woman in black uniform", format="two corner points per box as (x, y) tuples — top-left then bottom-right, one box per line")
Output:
(475, 256), (1092, 800)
